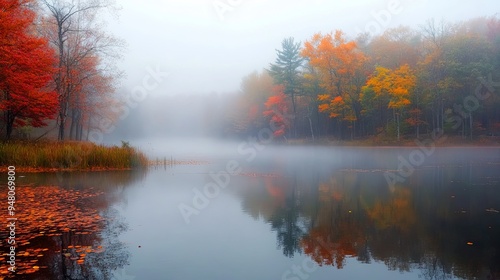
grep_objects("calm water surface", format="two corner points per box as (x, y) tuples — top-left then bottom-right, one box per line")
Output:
(1, 142), (500, 280)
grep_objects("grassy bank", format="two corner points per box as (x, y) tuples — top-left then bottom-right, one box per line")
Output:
(0, 141), (148, 172)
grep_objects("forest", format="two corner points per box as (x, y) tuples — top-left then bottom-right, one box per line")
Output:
(1, 0), (500, 143)
(226, 16), (500, 142)
(0, 0), (121, 141)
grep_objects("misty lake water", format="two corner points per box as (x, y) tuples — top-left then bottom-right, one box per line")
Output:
(1, 140), (500, 280)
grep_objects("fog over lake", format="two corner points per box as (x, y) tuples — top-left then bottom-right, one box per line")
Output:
(3, 143), (499, 279)
(1, 0), (500, 279)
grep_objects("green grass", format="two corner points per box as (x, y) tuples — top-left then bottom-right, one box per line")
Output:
(0, 141), (148, 170)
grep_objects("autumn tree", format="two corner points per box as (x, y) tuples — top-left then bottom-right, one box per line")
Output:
(367, 26), (421, 69)
(363, 64), (416, 141)
(226, 71), (274, 137)
(40, 0), (122, 141)
(300, 62), (323, 140)
(263, 85), (290, 139)
(417, 19), (453, 134)
(268, 38), (303, 137)
(231, 17), (500, 141)
(0, 0), (58, 139)
(301, 30), (367, 139)
(67, 55), (117, 140)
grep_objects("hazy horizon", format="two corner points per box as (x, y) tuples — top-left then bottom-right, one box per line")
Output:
(107, 0), (499, 96)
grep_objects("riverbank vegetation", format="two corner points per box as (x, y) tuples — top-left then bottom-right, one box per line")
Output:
(0, 141), (148, 172)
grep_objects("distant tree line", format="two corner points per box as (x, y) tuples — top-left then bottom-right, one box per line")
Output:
(0, 0), (122, 140)
(227, 17), (500, 141)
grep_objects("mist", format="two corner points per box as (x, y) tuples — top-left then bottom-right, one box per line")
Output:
(3, 1), (500, 278)
(106, 0), (498, 95)
(98, 0), (500, 149)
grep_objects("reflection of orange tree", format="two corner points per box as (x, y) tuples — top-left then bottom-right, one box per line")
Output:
(240, 166), (500, 278)
(239, 176), (286, 220)
(366, 188), (416, 232)
(364, 188), (419, 272)
(0, 185), (128, 278)
(301, 227), (361, 269)
(300, 175), (367, 269)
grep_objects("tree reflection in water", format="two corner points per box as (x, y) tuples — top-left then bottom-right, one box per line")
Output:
(268, 175), (304, 258)
(238, 161), (500, 279)
(0, 171), (142, 279)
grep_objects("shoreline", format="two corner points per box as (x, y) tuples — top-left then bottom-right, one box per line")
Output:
(0, 166), (135, 173)
(0, 141), (148, 173)
(282, 135), (500, 147)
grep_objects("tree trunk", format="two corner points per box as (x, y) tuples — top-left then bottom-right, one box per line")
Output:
(396, 111), (400, 141)
(290, 91), (297, 138)
(56, 20), (66, 141)
(469, 112), (473, 140)
(5, 111), (14, 140)
(78, 122), (83, 141)
(309, 117), (315, 142)
(436, 108), (439, 133)
(351, 121), (354, 141)
(86, 118), (92, 141)
(462, 118), (465, 139)
(307, 106), (315, 142)
(69, 109), (76, 140)
(58, 111), (65, 141)
(441, 101), (444, 133)
(337, 119), (342, 140)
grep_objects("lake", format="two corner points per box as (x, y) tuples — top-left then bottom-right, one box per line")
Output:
(1, 141), (500, 280)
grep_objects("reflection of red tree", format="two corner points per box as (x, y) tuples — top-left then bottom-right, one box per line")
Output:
(301, 226), (361, 269)
(263, 85), (290, 137)
(300, 172), (367, 269)
(265, 178), (285, 205)
(0, 185), (106, 276)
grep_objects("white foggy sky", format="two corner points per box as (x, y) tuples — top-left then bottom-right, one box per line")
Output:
(106, 0), (499, 96)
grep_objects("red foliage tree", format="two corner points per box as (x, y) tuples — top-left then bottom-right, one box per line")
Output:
(263, 85), (290, 138)
(0, 0), (57, 139)
(67, 54), (117, 140)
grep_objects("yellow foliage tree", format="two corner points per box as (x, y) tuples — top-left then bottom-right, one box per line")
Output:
(363, 64), (416, 140)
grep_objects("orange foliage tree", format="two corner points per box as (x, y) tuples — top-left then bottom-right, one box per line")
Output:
(0, 0), (58, 139)
(301, 30), (367, 138)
